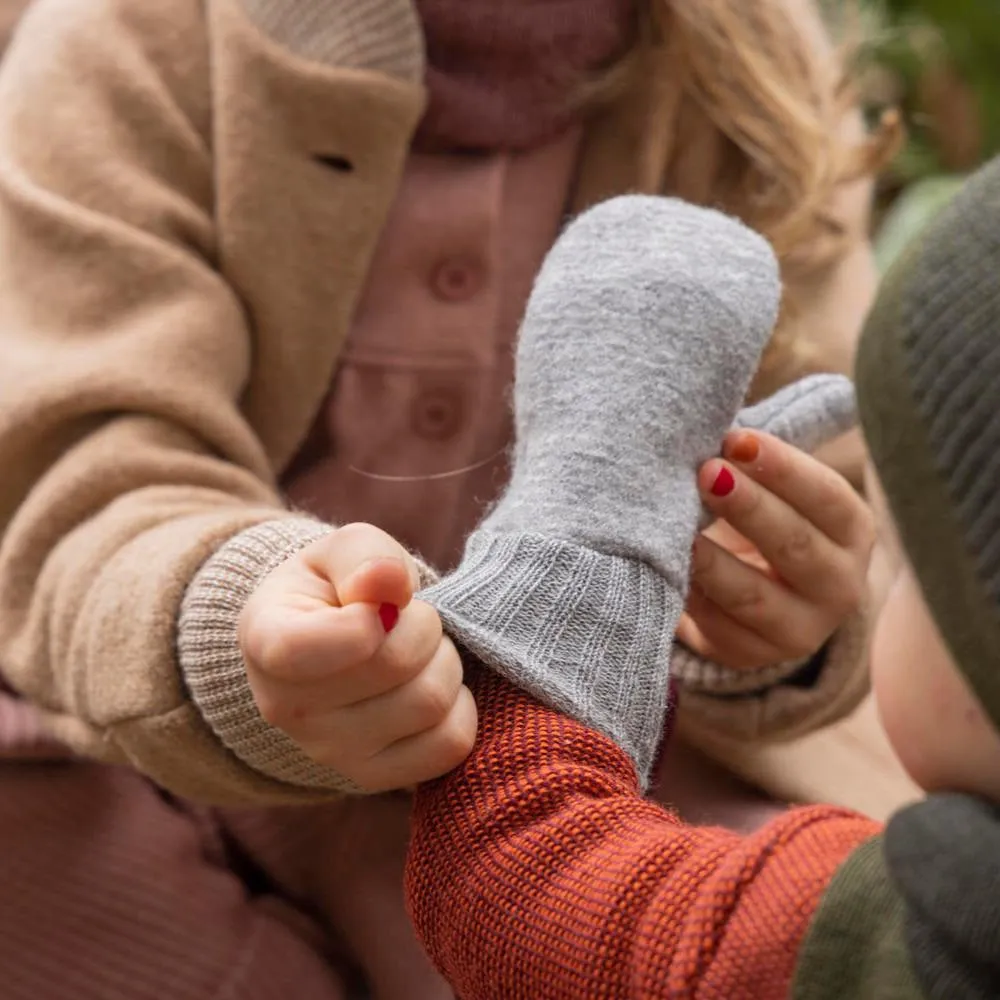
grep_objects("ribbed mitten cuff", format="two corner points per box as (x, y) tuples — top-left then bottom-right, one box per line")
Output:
(421, 530), (677, 787)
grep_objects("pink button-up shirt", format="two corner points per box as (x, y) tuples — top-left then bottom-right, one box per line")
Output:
(285, 131), (581, 571)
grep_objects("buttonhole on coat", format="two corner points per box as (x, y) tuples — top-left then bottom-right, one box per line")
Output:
(314, 153), (354, 173)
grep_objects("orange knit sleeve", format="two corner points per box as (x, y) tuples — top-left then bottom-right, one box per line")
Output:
(407, 670), (881, 999)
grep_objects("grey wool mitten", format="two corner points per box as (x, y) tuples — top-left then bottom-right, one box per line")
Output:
(736, 372), (856, 454)
(420, 195), (782, 785)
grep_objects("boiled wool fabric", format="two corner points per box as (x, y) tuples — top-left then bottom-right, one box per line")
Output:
(421, 194), (782, 784)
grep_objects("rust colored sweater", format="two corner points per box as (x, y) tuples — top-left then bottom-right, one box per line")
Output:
(407, 669), (881, 999)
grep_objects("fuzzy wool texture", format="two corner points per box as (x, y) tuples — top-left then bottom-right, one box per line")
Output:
(422, 195), (783, 783)
(423, 197), (862, 783)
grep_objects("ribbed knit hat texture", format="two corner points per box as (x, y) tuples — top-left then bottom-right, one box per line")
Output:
(856, 155), (1000, 733)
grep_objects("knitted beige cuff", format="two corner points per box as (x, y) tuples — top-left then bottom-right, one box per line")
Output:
(178, 518), (362, 793)
(238, 0), (424, 81)
(671, 598), (872, 745)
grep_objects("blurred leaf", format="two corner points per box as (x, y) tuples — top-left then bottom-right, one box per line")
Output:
(874, 174), (965, 271)
(878, 0), (1000, 154)
(842, 2), (992, 242)
(888, 136), (943, 182)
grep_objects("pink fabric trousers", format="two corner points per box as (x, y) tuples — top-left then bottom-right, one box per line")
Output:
(0, 690), (446, 1000)
(0, 762), (346, 998)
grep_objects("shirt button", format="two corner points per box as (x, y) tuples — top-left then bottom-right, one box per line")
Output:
(412, 386), (464, 441)
(431, 256), (485, 302)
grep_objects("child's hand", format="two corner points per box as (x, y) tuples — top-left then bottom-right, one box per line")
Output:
(238, 523), (477, 792)
(678, 431), (874, 670)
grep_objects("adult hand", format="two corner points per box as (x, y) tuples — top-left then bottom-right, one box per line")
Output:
(678, 431), (874, 670)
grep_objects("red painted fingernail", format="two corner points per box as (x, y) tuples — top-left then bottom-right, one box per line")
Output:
(378, 602), (399, 633)
(710, 466), (736, 497)
(726, 432), (760, 464)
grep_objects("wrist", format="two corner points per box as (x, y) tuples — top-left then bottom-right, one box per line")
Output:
(178, 517), (359, 791)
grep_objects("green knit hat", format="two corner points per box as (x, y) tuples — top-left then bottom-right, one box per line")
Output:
(856, 155), (1000, 734)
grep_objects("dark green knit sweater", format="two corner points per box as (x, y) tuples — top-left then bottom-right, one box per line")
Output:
(794, 793), (1000, 999)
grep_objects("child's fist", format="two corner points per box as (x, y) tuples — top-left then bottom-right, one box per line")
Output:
(238, 523), (477, 792)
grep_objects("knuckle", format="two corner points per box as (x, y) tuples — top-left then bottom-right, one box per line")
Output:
(774, 527), (816, 568)
(734, 479), (765, 518)
(331, 521), (406, 561)
(409, 599), (445, 648)
(331, 521), (385, 545)
(774, 635), (811, 662)
(374, 645), (424, 688)
(413, 672), (460, 729)
(725, 583), (768, 618)
(782, 621), (825, 660)
(433, 708), (478, 771)
(832, 497), (871, 550)
(240, 612), (292, 676)
(763, 440), (793, 483)
(787, 636), (820, 661)
(690, 538), (715, 579)
(854, 509), (877, 556)
(344, 613), (384, 664)
(375, 603), (444, 684)
(830, 573), (866, 619)
(816, 550), (868, 621)
(253, 687), (293, 731)
(323, 521), (419, 588)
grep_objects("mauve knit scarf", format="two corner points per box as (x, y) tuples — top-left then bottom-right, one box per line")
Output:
(413, 0), (637, 152)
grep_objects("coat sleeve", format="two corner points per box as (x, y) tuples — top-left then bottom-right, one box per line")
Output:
(0, 0), (422, 804)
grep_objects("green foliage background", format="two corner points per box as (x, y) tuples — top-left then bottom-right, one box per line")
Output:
(848, 0), (1000, 268)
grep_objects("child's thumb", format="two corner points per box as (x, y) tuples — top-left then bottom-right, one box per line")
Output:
(313, 523), (418, 611)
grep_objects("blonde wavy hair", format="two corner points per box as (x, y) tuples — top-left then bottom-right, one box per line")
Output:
(586, 0), (901, 386)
